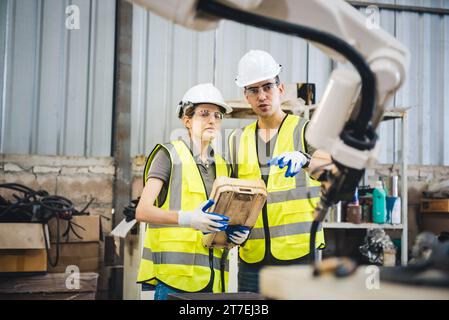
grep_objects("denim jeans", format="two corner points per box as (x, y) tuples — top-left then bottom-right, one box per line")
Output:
(154, 282), (182, 300)
(238, 267), (261, 293)
(238, 261), (265, 293)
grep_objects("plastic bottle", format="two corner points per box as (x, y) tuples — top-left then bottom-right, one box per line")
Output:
(372, 181), (387, 224)
(347, 188), (362, 224)
(379, 177), (391, 222)
(391, 176), (402, 224)
(392, 176), (398, 197)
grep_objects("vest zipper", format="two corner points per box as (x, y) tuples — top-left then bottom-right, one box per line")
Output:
(220, 248), (229, 293)
(261, 203), (271, 262)
(208, 248), (215, 291)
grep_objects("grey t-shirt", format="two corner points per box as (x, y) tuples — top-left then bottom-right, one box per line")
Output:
(146, 146), (217, 205)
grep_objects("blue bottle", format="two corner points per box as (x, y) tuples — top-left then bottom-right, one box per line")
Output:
(372, 181), (387, 224)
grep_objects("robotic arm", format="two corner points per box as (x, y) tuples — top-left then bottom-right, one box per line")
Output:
(128, 0), (409, 263)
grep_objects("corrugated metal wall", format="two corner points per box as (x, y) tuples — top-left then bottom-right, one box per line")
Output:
(0, 0), (116, 156)
(131, 6), (333, 159)
(1, 1), (448, 165)
(131, 2), (449, 165)
(392, 0), (449, 165)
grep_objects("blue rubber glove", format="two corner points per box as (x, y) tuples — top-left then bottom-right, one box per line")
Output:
(226, 225), (251, 245)
(178, 199), (229, 234)
(267, 151), (310, 177)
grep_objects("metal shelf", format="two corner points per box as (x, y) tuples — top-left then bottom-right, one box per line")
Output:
(382, 108), (409, 121)
(382, 108), (408, 265)
(323, 222), (403, 230)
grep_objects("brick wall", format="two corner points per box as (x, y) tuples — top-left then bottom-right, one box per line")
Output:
(0, 154), (114, 299)
(2, 153), (448, 293)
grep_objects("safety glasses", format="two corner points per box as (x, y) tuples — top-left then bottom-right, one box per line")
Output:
(244, 81), (279, 97)
(193, 109), (224, 120)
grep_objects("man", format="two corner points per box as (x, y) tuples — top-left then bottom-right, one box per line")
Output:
(228, 50), (331, 293)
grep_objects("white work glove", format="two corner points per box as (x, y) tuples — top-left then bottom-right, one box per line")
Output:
(268, 151), (311, 177)
(226, 226), (251, 245)
(178, 199), (229, 234)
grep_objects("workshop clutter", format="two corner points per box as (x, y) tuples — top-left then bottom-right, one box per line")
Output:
(359, 229), (397, 266)
(282, 82), (316, 111)
(421, 200), (449, 237)
(48, 215), (100, 243)
(325, 176), (402, 225)
(0, 183), (101, 274)
(420, 180), (449, 237)
(47, 215), (101, 273)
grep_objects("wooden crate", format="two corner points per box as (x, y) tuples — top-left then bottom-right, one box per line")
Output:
(421, 199), (449, 213)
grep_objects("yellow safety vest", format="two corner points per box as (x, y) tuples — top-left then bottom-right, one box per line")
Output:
(229, 114), (325, 264)
(137, 140), (230, 293)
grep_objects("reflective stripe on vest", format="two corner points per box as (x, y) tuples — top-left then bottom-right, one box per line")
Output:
(137, 140), (230, 292)
(141, 247), (230, 272)
(249, 222), (323, 239)
(229, 114), (325, 263)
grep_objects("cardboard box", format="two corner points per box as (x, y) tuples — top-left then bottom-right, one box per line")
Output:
(421, 212), (449, 235)
(383, 249), (397, 267)
(48, 215), (100, 243)
(421, 199), (449, 213)
(47, 242), (100, 273)
(0, 249), (47, 273)
(0, 223), (49, 249)
(0, 223), (49, 273)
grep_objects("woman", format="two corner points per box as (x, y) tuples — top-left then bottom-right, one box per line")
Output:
(135, 83), (250, 300)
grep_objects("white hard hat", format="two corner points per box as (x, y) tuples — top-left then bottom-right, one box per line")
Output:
(176, 83), (232, 118)
(235, 50), (282, 87)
